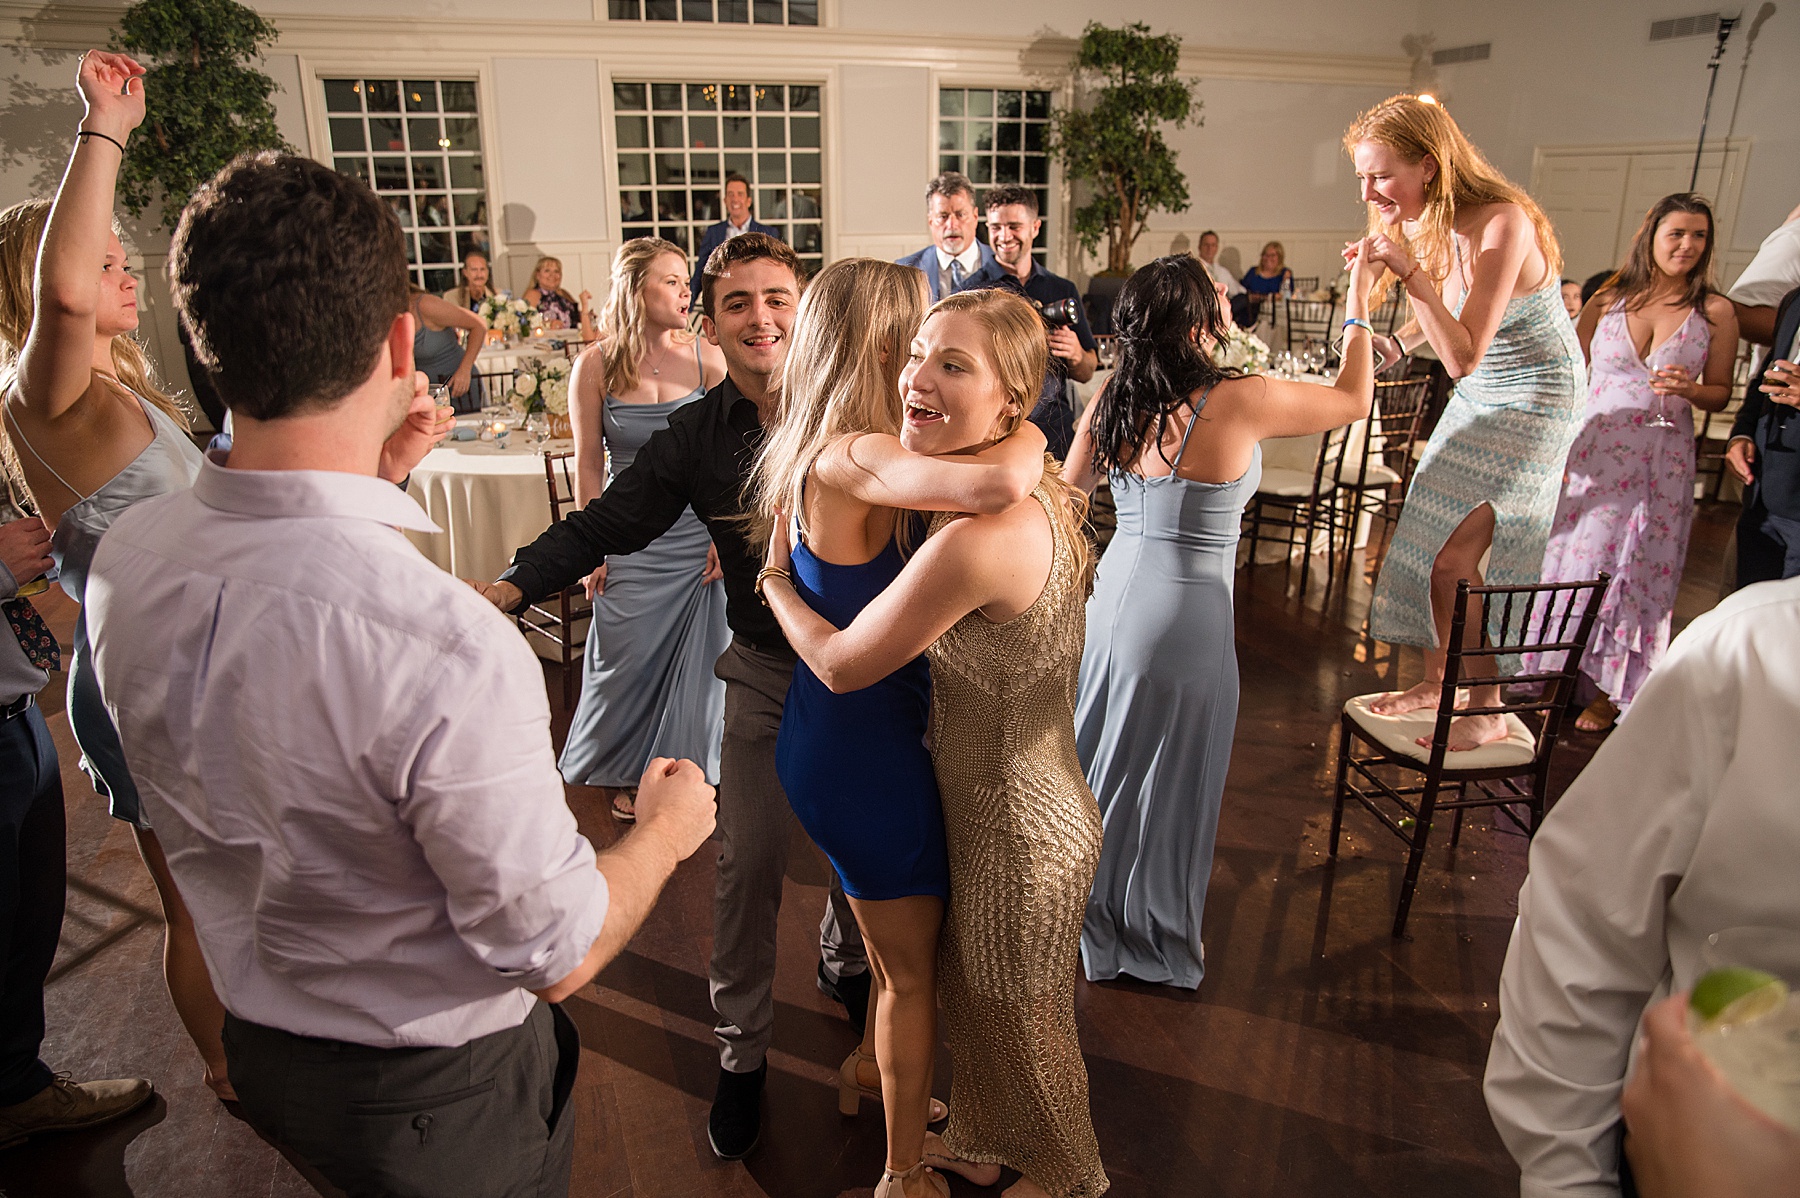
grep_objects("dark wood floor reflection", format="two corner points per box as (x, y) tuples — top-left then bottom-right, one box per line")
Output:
(1, 503), (1741, 1197)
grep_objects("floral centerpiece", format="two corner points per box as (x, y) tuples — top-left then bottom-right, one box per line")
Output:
(510, 357), (573, 438)
(1218, 325), (1270, 375)
(478, 292), (540, 341)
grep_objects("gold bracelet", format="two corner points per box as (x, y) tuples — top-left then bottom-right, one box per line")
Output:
(754, 564), (792, 602)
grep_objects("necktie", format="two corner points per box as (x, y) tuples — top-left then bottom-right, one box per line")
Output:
(949, 259), (965, 293)
(3, 597), (58, 673)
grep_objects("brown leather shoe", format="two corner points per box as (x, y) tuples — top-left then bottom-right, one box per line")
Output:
(0, 1074), (154, 1150)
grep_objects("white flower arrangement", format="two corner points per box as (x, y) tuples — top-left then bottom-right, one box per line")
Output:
(1218, 325), (1271, 375)
(511, 357), (571, 416)
(478, 292), (541, 339)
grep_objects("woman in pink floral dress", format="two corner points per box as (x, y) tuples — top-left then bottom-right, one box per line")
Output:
(1531, 194), (1738, 730)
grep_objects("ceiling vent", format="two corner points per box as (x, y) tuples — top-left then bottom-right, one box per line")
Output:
(1431, 42), (1492, 65)
(1650, 12), (1721, 40)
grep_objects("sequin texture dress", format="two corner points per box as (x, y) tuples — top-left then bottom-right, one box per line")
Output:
(925, 485), (1109, 1198)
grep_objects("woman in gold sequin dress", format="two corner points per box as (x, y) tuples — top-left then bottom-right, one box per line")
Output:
(762, 289), (1107, 1198)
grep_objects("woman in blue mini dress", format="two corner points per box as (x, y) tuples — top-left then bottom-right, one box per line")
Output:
(750, 258), (1046, 1198)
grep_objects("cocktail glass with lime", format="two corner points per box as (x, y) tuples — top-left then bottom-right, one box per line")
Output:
(1689, 926), (1800, 1129)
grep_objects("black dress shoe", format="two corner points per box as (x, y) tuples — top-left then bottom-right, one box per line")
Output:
(708, 1062), (766, 1161)
(816, 961), (871, 1037)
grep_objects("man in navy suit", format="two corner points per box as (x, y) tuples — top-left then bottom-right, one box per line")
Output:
(1726, 283), (1800, 585)
(692, 173), (779, 305)
(895, 170), (995, 304)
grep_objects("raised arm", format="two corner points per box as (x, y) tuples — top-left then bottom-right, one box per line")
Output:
(1372, 204), (1536, 379)
(1064, 385), (1103, 493)
(812, 422), (1045, 516)
(416, 292), (485, 397)
(16, 50), (145, 420)
(761, 513), (993, 693)
(1218, 242), (1378, 441)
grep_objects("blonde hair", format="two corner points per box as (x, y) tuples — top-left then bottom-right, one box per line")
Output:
(924, 289), (1092, 585)
(0, 200), (188, 506)
(1260, 241), (1286, 267)
(1344, 95), (1562, 294)
(749, 258), (927, 549)
(595, 238), (691, 398)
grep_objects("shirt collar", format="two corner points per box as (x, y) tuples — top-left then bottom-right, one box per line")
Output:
(192, 456), (440, 533)
(727, 215), (751, 233)
(934, 243), (981, 273)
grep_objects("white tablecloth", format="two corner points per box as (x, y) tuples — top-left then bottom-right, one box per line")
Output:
(477, 338), (578, 377)
(404, 430), (575, 585)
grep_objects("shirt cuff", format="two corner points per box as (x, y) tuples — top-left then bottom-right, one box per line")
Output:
(496, 561), (543, 612)
(502, 866), (609, 993)
(0, 561), (17, 602)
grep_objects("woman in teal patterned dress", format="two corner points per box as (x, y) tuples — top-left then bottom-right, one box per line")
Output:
(1344, 95), (1585, 751)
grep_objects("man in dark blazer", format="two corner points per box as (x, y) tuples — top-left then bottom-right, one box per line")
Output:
(895, 170), (996, 303)
(1726, 283), (1800, 585)
(692, 173), (779, 304)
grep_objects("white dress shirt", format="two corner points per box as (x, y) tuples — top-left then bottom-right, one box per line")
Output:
(87, 459), (608, 1049)
(1729, 216), (1800, 372)
(1484, 575), (1800, 1197)
(934, 242), (982, 297)
(1201, 257), (1245, 297)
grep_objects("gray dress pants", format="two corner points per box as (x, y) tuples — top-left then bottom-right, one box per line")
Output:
(223, 1000), (578, 1198)
(711, 640), (865, 1072)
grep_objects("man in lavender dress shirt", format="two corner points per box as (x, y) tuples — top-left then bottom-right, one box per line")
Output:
(85, 153), (716, 1197)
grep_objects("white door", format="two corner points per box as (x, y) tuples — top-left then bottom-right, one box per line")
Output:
(1530, 140), (1749, 283)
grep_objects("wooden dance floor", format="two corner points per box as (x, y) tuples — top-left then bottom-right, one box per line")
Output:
(3, 504), (1739, 1198)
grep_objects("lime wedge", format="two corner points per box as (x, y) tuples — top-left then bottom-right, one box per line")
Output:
(1690, 967), (1790, 1026)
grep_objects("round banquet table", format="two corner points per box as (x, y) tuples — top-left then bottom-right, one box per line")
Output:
(404, 425), (576, 586)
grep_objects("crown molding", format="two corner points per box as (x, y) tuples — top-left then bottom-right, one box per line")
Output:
(0, 4), (1410, 89)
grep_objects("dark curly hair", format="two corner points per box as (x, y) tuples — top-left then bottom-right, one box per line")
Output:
(1088, 254), (1240, 477)
(171, 152), (409, 422)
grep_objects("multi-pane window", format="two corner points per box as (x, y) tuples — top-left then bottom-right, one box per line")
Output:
(323, 77), (490, 294)
(938, 87), (1053, 267)
(613, 81), (824, 279)
(607, 0), (818, 23)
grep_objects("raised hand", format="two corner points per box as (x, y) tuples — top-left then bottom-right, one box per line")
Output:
(1763, 360), (1800, 408)
(77, 50), (146, 139)
(1365, 233), (1416, 281)
(1650, 364), (1695, 400)
(378, 371), (452, 483)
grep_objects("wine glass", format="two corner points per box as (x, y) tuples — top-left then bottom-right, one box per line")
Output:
(1302, 339), (1328, 376)
(525, 412), (549, 444)
(1647, 366), (1682, 430)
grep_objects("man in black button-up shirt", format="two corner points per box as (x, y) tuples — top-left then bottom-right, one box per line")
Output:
(476, 236), (866, 1160)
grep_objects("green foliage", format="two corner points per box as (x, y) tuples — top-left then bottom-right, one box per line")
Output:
(110, 0), (294, 231)
(1048, 22), (1199, 276)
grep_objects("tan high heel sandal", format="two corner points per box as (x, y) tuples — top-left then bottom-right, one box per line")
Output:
(873, 1160), (949, 1198)
(837, 1048), (948, 1123)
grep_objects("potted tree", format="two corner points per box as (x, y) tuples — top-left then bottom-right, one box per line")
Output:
(110, 0), (293, 428)
(1050, 22), (1199, 330)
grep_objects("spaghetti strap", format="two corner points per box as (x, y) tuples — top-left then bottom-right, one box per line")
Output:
(1172, 385), (1215, 468)
(3, 399), (86, 503)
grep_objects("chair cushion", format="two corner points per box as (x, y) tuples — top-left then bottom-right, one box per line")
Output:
(1256, 467), (1331, 498)
(1343, 692), (1537, 770)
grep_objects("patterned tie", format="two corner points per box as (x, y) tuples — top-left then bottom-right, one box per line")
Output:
(949, 259), (965, 293)
(3, 597), (58, 673)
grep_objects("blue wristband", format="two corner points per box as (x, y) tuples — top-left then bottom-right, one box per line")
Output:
(1342, 317), (1374, 334)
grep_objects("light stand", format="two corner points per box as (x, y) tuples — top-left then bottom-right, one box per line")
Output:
(1689, 14), (1740, 190)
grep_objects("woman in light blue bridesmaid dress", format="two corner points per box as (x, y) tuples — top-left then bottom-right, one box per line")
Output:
(1067, 253), (1380, 988)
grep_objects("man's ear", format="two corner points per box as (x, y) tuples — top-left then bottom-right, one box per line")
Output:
(387, 311), (416, 381)
(700, 314), (720, 347)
